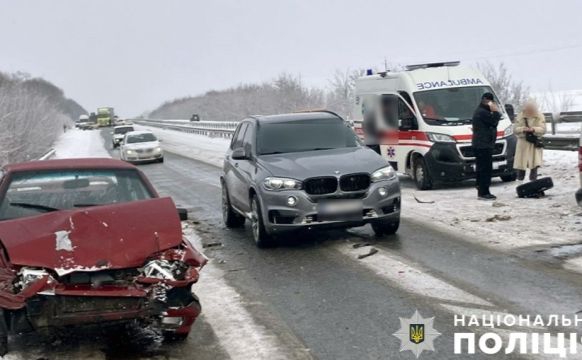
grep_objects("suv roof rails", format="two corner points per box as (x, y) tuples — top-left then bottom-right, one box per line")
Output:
(405, 61), (460, 71)
(292, 109), (345, 120)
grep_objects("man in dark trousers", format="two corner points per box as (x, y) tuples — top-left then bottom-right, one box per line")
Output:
(472, 93), (501, 200)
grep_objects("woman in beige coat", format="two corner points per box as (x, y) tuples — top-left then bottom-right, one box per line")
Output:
(513, 101), (546, 181)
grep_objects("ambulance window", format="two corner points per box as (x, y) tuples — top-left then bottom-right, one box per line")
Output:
(398, 98), (415, 120)
(380, 95), (399, 128)
(398, 97), (418, 130)
(398, 91), (414, 110)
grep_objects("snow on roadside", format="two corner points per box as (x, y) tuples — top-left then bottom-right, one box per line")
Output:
(136, 125), (228, 167)
(184, 227), (310, 360)
(137, 125), (582, 251)
(402, 149), (581, 251)
(53, 129), (110, 159)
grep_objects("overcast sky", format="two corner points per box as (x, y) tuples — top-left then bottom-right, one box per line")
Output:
(1, 0), (581, 116)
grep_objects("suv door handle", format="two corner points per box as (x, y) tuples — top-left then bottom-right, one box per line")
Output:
(235, 163), (239, 168)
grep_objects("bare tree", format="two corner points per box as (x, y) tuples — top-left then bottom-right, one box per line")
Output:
(0, 71), (85, 165)
(477, 61), (529, 110)
(534, 88), (576, 134)
(325, 69), (367, 120)
(536, 88), (575, 115)
(149, 73), (325, 121)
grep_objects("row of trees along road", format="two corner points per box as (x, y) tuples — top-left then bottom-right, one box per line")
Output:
(0, 71), (86, 165)
(147, 62), (532, 122)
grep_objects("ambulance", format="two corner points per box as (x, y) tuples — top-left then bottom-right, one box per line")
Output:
(353, 61), (517, 190)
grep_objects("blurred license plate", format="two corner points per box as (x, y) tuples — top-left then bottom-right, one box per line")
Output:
(471, 160), (507, 171)
(318, 200), (363, 221)
(493, 160), (507, 170)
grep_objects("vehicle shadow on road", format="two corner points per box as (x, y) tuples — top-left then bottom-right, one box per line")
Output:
(272, 225), (403, 250)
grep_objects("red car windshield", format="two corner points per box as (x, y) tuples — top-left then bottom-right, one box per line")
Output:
(0, 169), (153, 221)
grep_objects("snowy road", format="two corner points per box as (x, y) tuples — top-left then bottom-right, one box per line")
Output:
(8, 128), (582, 359)
(124, 145), (582, 360)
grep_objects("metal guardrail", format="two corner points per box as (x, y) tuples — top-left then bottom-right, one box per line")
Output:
(133, 119), (237, 139)
(542, 136), (580, 151)
(134, 118), (579, 150)
(38, 148), (56, 160)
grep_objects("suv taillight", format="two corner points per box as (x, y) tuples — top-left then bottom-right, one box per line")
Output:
(579, 144), (582, 172)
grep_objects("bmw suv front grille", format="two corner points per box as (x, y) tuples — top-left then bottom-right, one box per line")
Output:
(304, 173), (371, 195)
(339, 173), (370, 192)
(304, 177), (338, 195)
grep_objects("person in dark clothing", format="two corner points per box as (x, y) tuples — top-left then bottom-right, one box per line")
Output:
(472, 92), (501, 200)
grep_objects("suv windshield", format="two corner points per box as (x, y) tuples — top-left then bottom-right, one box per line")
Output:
(0, 169), (153, 221)
(114, 126), (134, 134)
(127, 133), (156, 143)
(257, 118), (360, 155)
(414, 86), (500, 125)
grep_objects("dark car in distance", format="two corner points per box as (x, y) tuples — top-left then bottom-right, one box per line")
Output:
(221, 112), (401, 247)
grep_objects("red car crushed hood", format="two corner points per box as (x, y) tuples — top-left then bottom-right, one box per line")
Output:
(0, 197), (201, 275)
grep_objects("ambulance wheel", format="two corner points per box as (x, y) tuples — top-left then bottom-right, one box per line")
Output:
(413, 157), (433, 190)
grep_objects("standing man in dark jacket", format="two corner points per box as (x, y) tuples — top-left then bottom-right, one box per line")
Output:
(472, 93), (501, 200)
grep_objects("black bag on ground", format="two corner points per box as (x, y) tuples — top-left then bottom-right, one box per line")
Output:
(524, 118), (544, 148)
(516, 177), (553, 198)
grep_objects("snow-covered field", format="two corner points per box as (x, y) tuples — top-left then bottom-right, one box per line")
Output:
(138, 124), (582, 254)
(53, 129), (110, 159)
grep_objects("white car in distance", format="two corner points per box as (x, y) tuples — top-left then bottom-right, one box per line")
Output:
(120, 131), (164, 164)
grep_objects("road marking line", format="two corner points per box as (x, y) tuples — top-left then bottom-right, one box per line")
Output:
(185, 229), (310, 360)
(333, 242), (493, 307)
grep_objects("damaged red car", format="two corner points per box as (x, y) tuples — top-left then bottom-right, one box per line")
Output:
(0, 158), (207, 354)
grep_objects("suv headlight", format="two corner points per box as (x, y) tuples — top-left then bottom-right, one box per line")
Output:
(126, 149), (135, 154)
(371, 166), (397, 182)
(427, 132), (456, 143)
(263, 177), (302, 191)
(504, 125), (514, 137)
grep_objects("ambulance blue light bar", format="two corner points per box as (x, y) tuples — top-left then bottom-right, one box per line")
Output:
(405, 61), (460, 71)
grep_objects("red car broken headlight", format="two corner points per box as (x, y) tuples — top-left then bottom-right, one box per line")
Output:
(14, 268), (50, 292)
(136, 246), (203, 287)
(141, 259), (189, 281)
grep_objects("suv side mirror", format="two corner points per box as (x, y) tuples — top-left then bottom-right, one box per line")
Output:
(504, 104), (516, 122)
(232, 148), (249, 160)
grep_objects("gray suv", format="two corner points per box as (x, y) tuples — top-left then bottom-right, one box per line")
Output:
(221, 112), (401, 247)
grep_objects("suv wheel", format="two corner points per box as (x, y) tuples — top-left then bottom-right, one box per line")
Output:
(413, 157), (433, 190)
(250, 195), (273, 248)
(222, 183), (245, 228)
(372, 219), (400, 236)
